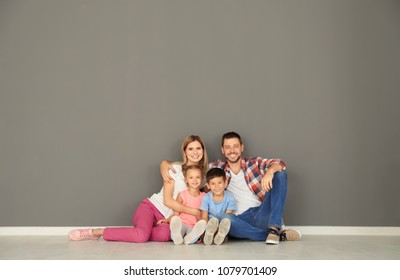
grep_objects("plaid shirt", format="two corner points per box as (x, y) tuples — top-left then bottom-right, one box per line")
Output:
(209, 157), (286, 202)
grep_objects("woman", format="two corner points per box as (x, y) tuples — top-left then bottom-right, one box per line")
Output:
(68, 135), (208, 242)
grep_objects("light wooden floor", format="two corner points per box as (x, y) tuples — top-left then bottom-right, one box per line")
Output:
(1, 234), (399, 260)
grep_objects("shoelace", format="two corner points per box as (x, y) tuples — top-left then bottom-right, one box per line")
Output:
(268, 228), (279, 237)
(280, 231), (288, 241)
(80, 230), (91, 237)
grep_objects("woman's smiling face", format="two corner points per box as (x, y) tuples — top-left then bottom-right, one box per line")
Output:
(184, 140), (204, 165)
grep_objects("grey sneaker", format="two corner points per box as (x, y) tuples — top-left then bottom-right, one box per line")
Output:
(204, 217), (219, 245)
(214, 218), (231, 245)
(170, 216), (183, 245)
(184, 220), (207, 245)
(280, 229), (302, 241)
(266, 228), (280, 245)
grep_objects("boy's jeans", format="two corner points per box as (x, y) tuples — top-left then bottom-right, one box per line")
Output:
(221, 171), (288, 241)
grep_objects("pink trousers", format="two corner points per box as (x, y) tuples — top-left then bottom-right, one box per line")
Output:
(103, 199), (171, 243)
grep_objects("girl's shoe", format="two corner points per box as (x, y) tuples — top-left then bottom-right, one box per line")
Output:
(204, 217), (219, 245)
(68, 229), (100, 241)
(184, 220), (206, 245)
(214, 218), (231, 245)
(170, 216), (183, 245)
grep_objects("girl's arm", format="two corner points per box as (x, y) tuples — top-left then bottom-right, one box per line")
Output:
(225, 209), (234, 214)
(163, 180), (201, 219)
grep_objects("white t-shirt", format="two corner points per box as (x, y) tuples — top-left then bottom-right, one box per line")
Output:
(148, 164), (187, 218)
(226, 169), (261, 215)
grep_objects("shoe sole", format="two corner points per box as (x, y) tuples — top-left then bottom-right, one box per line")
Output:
(204, 218), (219, 245)
(282, 229), (302, 241)
(184, 220), (207, 245)
(265, 237), (280, 245)
(214, 218), (231, 245)
(170, 217), (183, 245)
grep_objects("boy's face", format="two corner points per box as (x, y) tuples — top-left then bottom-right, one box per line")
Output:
(185, 169), (202, 190)
(206, 176), (227, 196)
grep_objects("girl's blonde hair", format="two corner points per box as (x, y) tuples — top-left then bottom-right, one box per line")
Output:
(182, 164), (204, 179)
(180, 135), (209, 176)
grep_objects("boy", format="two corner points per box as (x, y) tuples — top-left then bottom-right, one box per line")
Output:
(200, 168), (236, 245)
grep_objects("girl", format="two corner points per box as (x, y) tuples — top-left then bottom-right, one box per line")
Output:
(68, 135), (208, 242)
(158, 165), (207, 245)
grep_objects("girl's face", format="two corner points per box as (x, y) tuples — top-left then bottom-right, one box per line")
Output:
(185, 140), (204, 165)
(185, 169), (202, 190)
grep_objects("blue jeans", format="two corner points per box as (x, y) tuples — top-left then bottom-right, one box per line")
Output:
(221, 171), (288, 241)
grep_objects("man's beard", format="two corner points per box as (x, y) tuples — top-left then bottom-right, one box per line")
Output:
(225, 154), (241, 164)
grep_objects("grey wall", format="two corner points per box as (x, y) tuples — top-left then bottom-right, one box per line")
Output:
(1, 0), (399, 227)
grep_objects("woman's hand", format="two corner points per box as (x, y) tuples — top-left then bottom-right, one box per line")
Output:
(160, 160), (176, 183)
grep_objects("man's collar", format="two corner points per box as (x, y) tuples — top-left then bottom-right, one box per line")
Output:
(223, 158), (246, 172)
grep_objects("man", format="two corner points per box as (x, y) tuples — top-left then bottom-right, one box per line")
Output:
(160, 132), (301, 244)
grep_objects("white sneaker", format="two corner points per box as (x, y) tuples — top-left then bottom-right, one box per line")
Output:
(214, 218), (231, 245)
(204, 217), (219, 245)
(170, 216), (183, 245)
(184, 220), (207, 245)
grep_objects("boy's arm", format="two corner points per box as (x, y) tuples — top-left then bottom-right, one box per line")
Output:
(224, 193), (237, 214)
(200, 210), (209, 222)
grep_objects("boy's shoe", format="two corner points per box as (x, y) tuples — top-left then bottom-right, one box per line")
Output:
(170, 216), (183, 245)
(184, 220), (207, 245)
(214, 218), (231, 245)
(280, 229), (302, 241)
(68, 228), (100, 241)
(265, 228), (280, 245)
(204, 217), (219, 245)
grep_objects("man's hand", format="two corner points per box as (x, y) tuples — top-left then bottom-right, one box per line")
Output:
(160, 160), (176, 183)
(261, 170), (274, 192)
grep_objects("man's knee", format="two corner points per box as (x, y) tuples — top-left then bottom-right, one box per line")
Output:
(273, 170), (287, 184)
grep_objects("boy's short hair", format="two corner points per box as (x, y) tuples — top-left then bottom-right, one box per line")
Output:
(206, 168), (226, 183)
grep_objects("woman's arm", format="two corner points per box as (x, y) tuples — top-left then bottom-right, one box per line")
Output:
(163, 180), (201, 219)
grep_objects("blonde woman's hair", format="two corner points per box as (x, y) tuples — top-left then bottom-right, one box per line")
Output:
(180, 135), (209, 176)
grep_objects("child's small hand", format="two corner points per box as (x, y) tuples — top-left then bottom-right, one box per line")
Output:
(156, 218), (168, 224)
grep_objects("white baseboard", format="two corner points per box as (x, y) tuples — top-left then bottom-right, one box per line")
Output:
(292, 226), (400, 236)
(0, 226), (399, 236)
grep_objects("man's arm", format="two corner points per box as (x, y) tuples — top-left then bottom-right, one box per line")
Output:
(261, 163), (283, 192)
